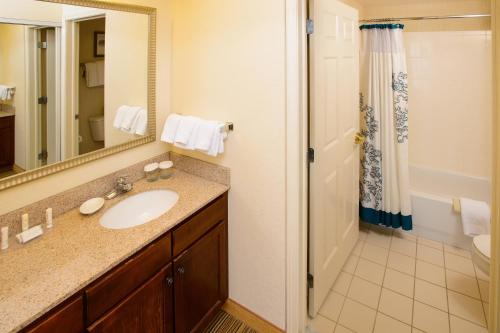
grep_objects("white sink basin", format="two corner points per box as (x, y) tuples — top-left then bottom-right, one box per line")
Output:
(100, 190), (179, 230)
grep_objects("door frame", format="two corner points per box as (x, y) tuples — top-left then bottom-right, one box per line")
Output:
(286, 1), (500, 333)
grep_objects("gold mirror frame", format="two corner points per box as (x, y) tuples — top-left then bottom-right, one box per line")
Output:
(0, 0), (157, 191)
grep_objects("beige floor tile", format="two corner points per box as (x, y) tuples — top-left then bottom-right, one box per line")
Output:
(444, 244), (472, 259)
(445, 252), (476, 277)
(347, 276), (382, 309)
(353, 240), (364, 256)
(334, 325), (354, 333)
(417, 244), (444, 266)
(415, 260), (446, 287)
(418, 237), (443, 250)
(355, 258), (386, 285)
(474, 265), (490, 282)
(332, 272), (353, 296)
(342, 255), (359, 274)
(378, 288), (413, 325)
(338, 299), (377, 333)
(446, 269), (481, 299)
(412, 301), (450, 333)
(412, 329), (426, 333)
(373, 312), (411, 333)
(366, 231), (392, 249)
(478, 280), (489, 303)
(391, 237), (417, 257)
(319, 291), (345, 322)
(359, 229), (369, 241)
(383, 268), (415, 298)
(388, 251), (416, 276)
(450, 315), (488, 333)
(448, 290), (486, 327)
(414, 279), (448, 311)
(361, 242), (389, 265)
(393, 230), (417, 242)
(309, 315), (337, 333)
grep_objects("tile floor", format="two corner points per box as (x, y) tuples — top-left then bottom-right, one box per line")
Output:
(308, 225), (490, 333)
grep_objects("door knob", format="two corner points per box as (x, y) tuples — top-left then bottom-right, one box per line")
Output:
(354, 132), (366, 145)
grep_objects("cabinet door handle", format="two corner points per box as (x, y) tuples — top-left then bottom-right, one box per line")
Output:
(177, 267), (185, 275)
(165, 277), (173, 287)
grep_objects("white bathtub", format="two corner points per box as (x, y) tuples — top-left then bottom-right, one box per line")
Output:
(408, 165), (491, 249)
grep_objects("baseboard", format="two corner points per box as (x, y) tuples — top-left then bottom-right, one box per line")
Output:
(222, 299), (285, 333)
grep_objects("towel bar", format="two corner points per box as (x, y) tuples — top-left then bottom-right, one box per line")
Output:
(222, 122), (234, 133)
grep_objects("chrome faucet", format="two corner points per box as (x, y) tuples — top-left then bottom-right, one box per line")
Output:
(105, 176), (133, 200)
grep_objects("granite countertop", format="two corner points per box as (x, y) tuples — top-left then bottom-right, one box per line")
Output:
(0, 111), (15, 118)
(0, 170), (229, 333)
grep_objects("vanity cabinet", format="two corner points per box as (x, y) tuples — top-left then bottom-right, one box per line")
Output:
(21, 192), (228, 333)
(0, 115), (14, 171)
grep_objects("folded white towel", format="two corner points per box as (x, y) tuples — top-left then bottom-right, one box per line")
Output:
(207, 123), (227, 157)
(113, 105), (128, 129)
(194, 120), (219, 151)
(174, 116), (201, 145)
(460, 198), (490, 237)
(120, 106), (142, 131)
(129, 108), (148, 135)
(161, 113), (183, 143)
(85, 61), (104, 88)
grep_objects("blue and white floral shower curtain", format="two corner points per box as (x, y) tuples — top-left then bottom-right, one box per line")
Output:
(359, 24), (413, 230)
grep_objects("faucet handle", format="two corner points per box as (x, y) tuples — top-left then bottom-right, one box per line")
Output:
(117, 176), (128, 184)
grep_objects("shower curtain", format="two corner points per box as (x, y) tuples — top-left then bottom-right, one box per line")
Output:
(359, 24), (413, 230)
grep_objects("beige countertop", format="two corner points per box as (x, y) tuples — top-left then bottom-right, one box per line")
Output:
(0, 170), (229, 333)
(0, 110), (14, 118)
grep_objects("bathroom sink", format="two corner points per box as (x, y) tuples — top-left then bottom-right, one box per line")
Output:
(100, 190), (179, 230)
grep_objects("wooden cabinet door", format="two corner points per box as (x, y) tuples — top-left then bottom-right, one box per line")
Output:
(174, 221), (228, 333)
(23, 296), (84, 333)
(87, 264), (174, 333)
(0, 116), (14, 170)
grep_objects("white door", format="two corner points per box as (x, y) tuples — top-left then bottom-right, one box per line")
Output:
(308, 0), (360, 316)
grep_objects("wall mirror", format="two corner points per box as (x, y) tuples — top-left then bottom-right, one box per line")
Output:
(0, 0), (156, 190)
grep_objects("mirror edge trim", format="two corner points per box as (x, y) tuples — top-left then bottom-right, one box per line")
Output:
(0, 0), (157, 191)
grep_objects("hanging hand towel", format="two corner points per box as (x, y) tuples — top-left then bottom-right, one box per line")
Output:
(161, 113), (182, 143)
(460, 198), (490, 236)
(194, 120), (219, 151)
(174, 116), (201, 145)
(85, 62), (99, 88)
(207, 124), (227, 157)
(96, 60), (105, 86)
(129, 108), (148, 135)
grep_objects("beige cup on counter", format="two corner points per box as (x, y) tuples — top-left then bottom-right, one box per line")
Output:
(159, 161), (174, 179)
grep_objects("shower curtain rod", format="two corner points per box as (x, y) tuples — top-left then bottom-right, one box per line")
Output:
(359, 14), (490, 23)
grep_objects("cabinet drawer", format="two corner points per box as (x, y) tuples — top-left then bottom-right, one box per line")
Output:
(85, 234), (171, 325)
(24, 296), (83, 333)
(173, 193), (227, 257)
(0, 116), (14, 130)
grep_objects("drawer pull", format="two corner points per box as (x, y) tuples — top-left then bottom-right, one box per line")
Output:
(166, 277), (173, 287)
(177, 267), (185, 275)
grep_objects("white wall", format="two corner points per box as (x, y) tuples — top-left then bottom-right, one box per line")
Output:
(405, 30), (492, 177)
(171, 0), (287, 328)
(0, 0), (62, 23)
(0, 0), (171, 214)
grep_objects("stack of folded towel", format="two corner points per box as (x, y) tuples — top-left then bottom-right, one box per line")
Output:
(85, 60), (105, 88)
(161, 114), (228, 157)
(113, 105), (148, 136)
(0, 86), (15, 101)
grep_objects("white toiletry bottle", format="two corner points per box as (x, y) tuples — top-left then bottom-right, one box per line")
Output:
(1, 227), (8, 250)
(21, 214), (29, 232)
(46, 208), (53, 229)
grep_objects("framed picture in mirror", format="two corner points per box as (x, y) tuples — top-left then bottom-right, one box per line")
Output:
(94, 31), (105, 57)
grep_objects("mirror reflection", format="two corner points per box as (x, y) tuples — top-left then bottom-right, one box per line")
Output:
(0, 0), (150, 180)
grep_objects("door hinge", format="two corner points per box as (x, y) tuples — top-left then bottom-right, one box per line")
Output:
(38, 150), (48, 161)
(308, 148), (315, 163)
(38, 96), (48, 105)
(307, 273), (314, 288)
(37, 42), (47, 49)
(306, 19), (314, 35)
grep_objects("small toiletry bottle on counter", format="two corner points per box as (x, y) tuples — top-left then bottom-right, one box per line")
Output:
(144, 162), (160, 182)
(21, 214), (29, 232)
(1, 227), (8, 250)
(46, 208), (53, 229)
(159, 161), (174, 179)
